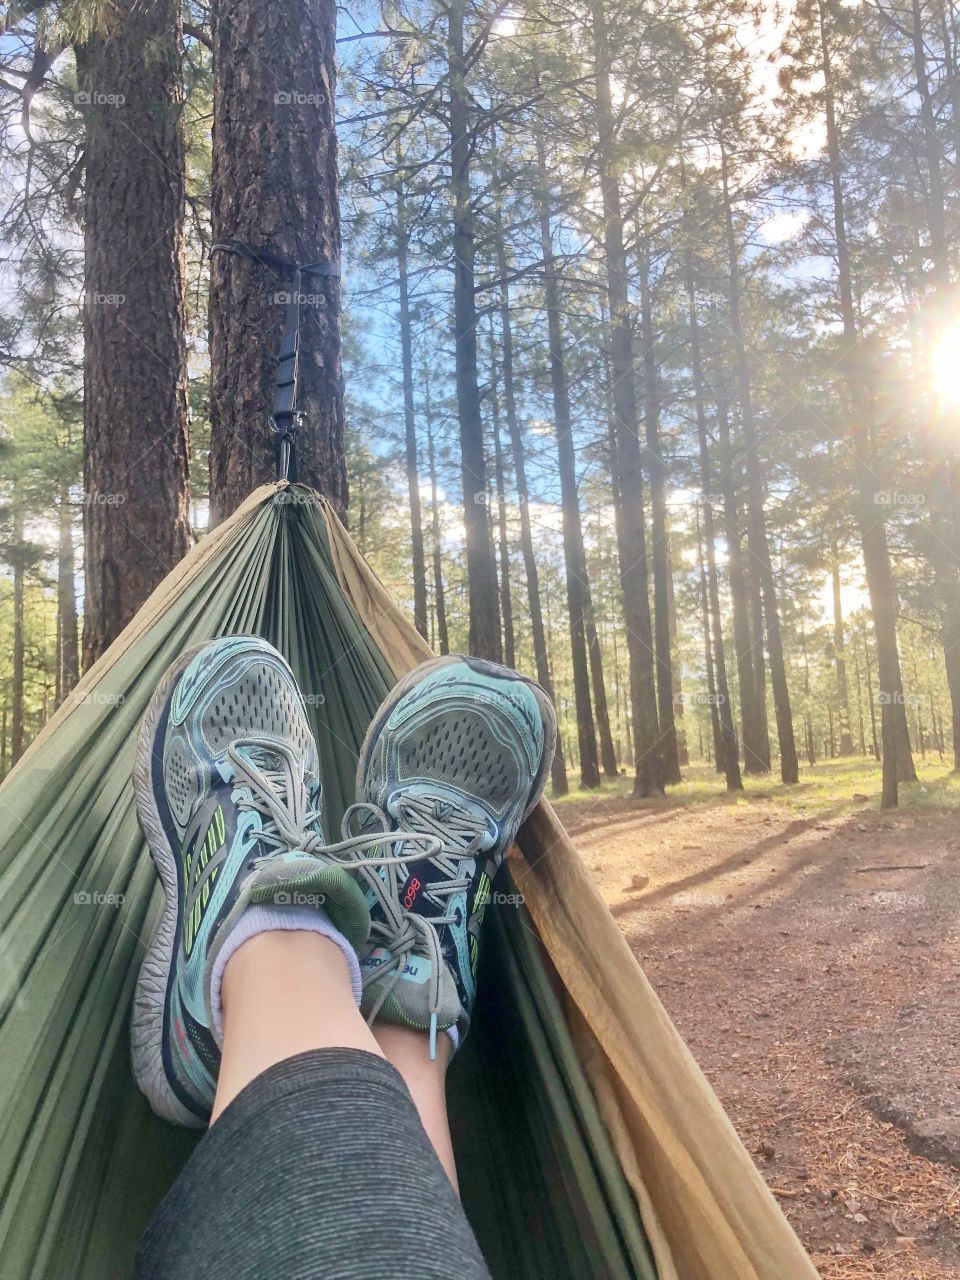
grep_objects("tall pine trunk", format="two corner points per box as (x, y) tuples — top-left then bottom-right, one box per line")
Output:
(816, 0), (914, 804)
(638, 235), (681, 783)
(696, 506), (724, 772)
(717, 398), (762, 773)
(719, 142), (797, 783)
(685, 252), (743, 791)
(908, 0), (960, 770)
(830, 541), (854, 753)
(448, 0), (500, 658)
(208, 0), (346, 522)
(396, 172), (429, 639)
(486, 329), (516, 669)
(593, 0), (663, 796)
(78, 0), (190, 664)
(536, 132), (600, 788)
(492, 146), (567, 794)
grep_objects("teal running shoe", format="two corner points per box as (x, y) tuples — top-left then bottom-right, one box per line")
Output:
(354, 655), (556, 1055)
(130, 636), (430, 1127)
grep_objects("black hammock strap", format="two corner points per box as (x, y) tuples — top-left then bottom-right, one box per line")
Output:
(211, 239), (341, 482)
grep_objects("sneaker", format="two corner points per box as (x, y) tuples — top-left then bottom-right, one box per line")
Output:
(354, 655), (556, 1054)
(131, 636), (387, 1126)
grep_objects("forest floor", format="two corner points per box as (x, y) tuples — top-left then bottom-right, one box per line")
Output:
(553, 758), (960, 1280)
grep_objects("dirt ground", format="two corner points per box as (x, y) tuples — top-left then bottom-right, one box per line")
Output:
(559, 787), (960, 1279)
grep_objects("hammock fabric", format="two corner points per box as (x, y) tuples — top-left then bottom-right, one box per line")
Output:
(0, 484), (818, 1280)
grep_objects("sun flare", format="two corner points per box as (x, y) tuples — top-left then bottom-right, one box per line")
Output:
(930, 322), (960, 407)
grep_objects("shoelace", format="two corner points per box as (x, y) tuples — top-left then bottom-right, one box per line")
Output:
(228, 739), (441, 873)
(350, 791), (493, 1058)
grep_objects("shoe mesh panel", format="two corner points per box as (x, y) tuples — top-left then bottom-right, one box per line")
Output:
(164, 737), (199, 828)
(398, 709), (519, 807)
(203, 661), (313, 757)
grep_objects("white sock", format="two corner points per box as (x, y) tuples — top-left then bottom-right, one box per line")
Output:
(209, 904), (361, 1044)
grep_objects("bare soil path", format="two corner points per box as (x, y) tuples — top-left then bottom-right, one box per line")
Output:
(558, 784), (960, 1279)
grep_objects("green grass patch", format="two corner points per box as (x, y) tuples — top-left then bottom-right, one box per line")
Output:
(550, 755), (960, 815)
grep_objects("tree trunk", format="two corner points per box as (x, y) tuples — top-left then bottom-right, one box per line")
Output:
(689, 351), (743, 791)
(696, 506), (724, 773)
(667, 552), (689, 766)
(720, 140), (796, 783)
(592, 0), (663, 796)
(396, 172), (429, 639)
(854, 648), (867, 755)
(717, 398), (763, 773)
(799, 608), (815, 765)
(447, 0), (500, 658)
(78, 0), (190, 665)
(486, 326), (516, 669)
(817, 0), (913, 804)
(498, 302), (568, 796)
(489, 142), (566, 791)
(860, 620), (881, 760)
(208, 0), (345, 523)
(830, 540), (854, 753)
(638, 234), (681, 784)
(424, 387), (450, 656)
(908, 0), (960, 770)
(56, 481), (79, 707)
(536, 132), (600, 788)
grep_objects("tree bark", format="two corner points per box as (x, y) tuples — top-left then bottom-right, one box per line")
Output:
(447, 0), (500, 658)
(638, 234), (681, 784)
(396, 172), (429, 639)
(592, 0), (664, 796)
(78, 0), (190, 665)
(208, 0), (346, 523)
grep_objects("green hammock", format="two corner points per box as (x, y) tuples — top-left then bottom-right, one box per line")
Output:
(0, 485), (818, 1280)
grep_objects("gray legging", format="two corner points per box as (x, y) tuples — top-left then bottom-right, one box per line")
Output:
(134, 1049), (492, 1279)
